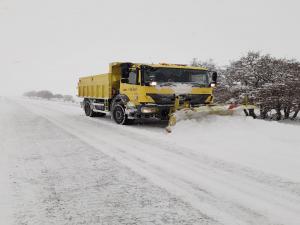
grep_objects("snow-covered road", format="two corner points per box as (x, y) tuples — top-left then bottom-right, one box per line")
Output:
(1, 97), (300, 225)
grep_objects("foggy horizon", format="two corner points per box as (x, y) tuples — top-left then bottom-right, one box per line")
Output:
(1, 0), (300, 96)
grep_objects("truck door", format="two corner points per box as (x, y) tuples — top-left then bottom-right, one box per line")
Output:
(120, 66), (140, 104)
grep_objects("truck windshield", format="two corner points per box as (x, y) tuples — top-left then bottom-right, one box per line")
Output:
(143, 67), (209, 86)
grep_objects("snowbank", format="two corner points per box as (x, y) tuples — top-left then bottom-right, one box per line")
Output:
(168, 115), (300, 181)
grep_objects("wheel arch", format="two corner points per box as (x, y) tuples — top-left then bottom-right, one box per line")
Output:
(110, 94), (130, 110)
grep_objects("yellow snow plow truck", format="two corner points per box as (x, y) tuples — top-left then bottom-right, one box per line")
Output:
(78, 62), (227, 131)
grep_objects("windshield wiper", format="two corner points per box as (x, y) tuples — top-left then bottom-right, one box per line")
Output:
(189, 82), (206, 87)
(157, 82), (173, 86)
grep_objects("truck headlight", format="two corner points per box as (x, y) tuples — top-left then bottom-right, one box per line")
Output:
(141, 107), (158, 114)
(150, 81), (157, 86)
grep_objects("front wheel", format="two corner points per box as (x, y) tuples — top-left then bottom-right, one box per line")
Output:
(112, 103), (133, 125)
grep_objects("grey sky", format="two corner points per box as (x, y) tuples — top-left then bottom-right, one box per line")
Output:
(0, 0), (299, 96)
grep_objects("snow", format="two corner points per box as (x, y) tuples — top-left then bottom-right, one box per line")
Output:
(169, 83), (193, 95)
(156, 83), (193, 95)
(1, 97), (300, 225)
(0, 147), (13, 224)
(0, 99), (14, 225)
(170, 116), (300, 181)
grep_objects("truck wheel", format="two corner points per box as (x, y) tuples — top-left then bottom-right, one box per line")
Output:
(112, 103), (133, 125)
(84, 102), (96, 117)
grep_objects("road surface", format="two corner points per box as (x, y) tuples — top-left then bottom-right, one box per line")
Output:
(1, 97), (300, 225)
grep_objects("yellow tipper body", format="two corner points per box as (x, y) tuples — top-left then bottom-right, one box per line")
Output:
(78, 63), (122, 99)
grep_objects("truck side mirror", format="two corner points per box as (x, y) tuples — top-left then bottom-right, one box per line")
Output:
(121, 78), (129, 83)
(212, 72), (218, 83)
(121, 63), (132, 79)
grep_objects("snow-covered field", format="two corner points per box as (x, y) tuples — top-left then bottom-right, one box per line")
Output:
(1, 97), (300, 225)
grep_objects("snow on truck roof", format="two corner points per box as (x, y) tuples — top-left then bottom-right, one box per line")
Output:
(110, 62), (208, 71)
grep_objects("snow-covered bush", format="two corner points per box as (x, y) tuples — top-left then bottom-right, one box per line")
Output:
(224, 53), (300, 120)
(191, 52), (300, 120)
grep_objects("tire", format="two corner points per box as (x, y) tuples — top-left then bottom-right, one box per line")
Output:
(112, 103), (134, 125)
(84, 102), (96, 117)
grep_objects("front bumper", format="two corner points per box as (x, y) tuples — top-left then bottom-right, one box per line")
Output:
(126, 103), (171, 120)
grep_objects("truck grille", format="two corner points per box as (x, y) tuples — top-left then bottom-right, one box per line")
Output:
(147, 94), (210, 105)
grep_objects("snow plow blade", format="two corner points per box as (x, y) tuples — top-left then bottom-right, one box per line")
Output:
(166, 105), (238, 133)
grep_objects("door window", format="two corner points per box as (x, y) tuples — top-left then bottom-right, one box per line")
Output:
(128, 70), (137, 84)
